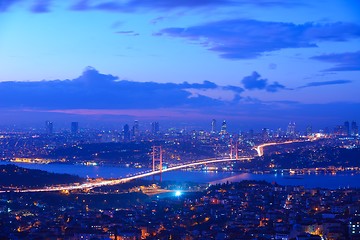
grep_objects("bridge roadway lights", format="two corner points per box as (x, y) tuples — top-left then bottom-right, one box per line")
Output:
(10, 139), (313, 193)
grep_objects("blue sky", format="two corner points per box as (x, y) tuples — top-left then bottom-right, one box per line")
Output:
(0, 0), (359, 130)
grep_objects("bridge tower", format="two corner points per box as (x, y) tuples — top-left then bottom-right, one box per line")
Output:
(229, 138), (239, 160)
(152, 146), (163, 181)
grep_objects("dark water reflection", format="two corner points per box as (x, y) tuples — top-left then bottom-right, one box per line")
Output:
(1, 162), (359, 189)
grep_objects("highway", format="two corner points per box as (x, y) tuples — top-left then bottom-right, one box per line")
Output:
(254, 139), (307, 157)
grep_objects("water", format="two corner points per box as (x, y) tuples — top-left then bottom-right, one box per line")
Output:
(0, 162), (142, 178)
(1, 161), (360, 189)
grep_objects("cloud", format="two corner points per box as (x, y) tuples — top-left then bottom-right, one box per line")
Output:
(0, 67), (244, 111)
(180, 80), (218, 89)
(70, 0), (235, 12)
(241, 72), (285, 92)
(223, 85), (244, 93)
(266, 82), (286, 92)
(241, 72), (267, 90)
(115, 30), (139, 36)
(158, 20), (360, 59)
(298, 80), (352, 89)
(1, 67), (357, 128)
(311, 51), (360, 71)
(70, 0), (301, 12)
(71, 0), (89, 11)
(0, 0), (22, 11)
(0, 0), (308, 14)
(30, 0), (52, 13)
(0, 67), (358, 127)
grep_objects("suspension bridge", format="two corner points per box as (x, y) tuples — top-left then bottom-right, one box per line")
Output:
(0, 140), (305, 193)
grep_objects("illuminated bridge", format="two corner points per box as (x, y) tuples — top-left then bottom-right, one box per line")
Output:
(1, 139), (311, 193)
(1, 157), (251, 193)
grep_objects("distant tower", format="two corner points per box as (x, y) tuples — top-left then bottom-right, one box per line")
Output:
(45, 121), (53, 135)
(249, 129), (254, 139)
(152, 146), (163, 182)
(306, 125), (312, 136)
(344, 121), (350, 136)
(286, 122), (296, 136)
(211, 119), (216, 133)
(262, 128), (270, 139)
(123, 124), (130, 141)
(220, 120), (227, 134)
(151, 122), (160, 135)
(133, 120), (139, 136)
(351, 121), (358, 136)
(71, 122), (79, 134)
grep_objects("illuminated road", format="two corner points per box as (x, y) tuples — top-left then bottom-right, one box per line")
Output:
(254, 139), (308, 157)
(1, 157), (251, 193)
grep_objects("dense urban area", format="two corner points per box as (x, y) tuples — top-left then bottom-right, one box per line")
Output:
(0, 119), (359, 239)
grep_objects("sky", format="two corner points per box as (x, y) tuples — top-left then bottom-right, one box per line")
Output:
(0, 0), (359, 131)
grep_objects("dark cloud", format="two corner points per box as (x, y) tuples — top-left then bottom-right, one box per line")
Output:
(158, 20), (360, 59)
(30, 0), (52, 13)
(0, 68), (358, 128)
(298, 80), (352, 89)
(70, 0), (89, 11)
(70, 0), (301, 12)
(311, 51), (360, 71)
(0, 0), (22, 11)
(223, 85), (244, 93)
(266, 82), (286, 92)
(0, 67), (243, 110)
(241, 72), (267, 90)
(180, 80), (218, 89)
(70, 0), (234, 12)
(241, 72), (285, 92)
(0, 0), (308, 15)
(115, 31), (139, 36)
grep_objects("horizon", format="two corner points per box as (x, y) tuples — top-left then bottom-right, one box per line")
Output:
(0, 118), (357, 134)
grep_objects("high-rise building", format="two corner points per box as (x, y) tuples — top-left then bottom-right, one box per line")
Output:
(334, 125), (344, 136)
(248, 129), (254, 139)
(71, 122), (79, 134)
(211, 119), (216, 133)
(344, 121), (350, 136)
(286, 122), (296, 136)
(123, 124), (130, 141)
(151, 122), (160, 135)
(262, 128), (270, 139)
(306, 125), (312, 136)
(351, 121), (358, 136)
(349, 217), (360, 239)
(220, 120), (227, 134)
(133, 120), (139, 137)
(45, 121), (53, 134)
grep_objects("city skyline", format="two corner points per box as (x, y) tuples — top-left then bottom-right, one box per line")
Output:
(0, 0), (359, 127)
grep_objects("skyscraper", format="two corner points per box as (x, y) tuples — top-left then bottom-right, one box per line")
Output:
(351, 121), (358, 136)
(123, 124), (130, 141)
(211, 119), (216, 133)
(133, 120), (139, 137)
(45, 121), (53, 135)
(344, 121), (350, 136)
(151, 122), (160, 135)
(306, 125), (312, 136)
(286, 122), (296, 136)
(220, 120), (227, 134)
(71, 122), (79, 134)
(262, 128), (270, 139)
